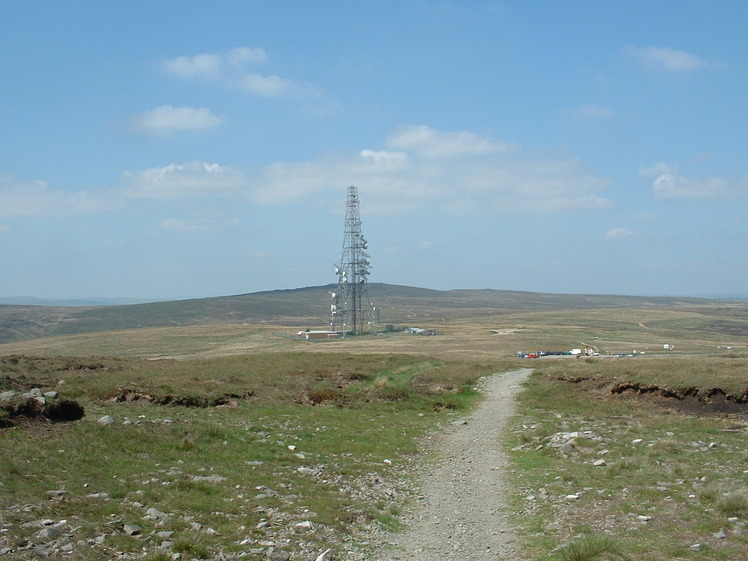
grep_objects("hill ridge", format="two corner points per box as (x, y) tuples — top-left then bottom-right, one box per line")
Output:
(0, 283), (745, 345)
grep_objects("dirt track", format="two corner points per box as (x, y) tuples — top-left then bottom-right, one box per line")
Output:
(371, 368), (531, 561)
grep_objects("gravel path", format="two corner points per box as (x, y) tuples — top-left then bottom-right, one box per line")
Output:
(371, 368), (532, 561)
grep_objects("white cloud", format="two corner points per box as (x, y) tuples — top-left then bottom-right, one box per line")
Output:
(0, 174), (116, 217)
(160, 46), (316, 99)
(564, 105), (614, 119)
(160, 47), (266, 80)
(387, 125), (511, 158)
(237, 73), (293, 97)
(652, 172), (748, 200)
(252, 125), (612, 213)
(605, 227), (634, 239)
(625, 46), (711, 73)
(131, 105), (225, 135)
(639, 162), (675, 177)
(123, 161), (246, 200)
(359, 150), (408, 165)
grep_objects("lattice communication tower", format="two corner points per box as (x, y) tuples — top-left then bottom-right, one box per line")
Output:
(331, 185), (376, 334)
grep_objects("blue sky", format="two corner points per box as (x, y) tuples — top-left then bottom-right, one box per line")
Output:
(2, 1), (747, 300)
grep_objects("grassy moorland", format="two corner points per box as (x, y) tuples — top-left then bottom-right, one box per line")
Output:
(1, 287), (747, 560)
(0, 351), (509, 561)
(506, 354), (748, 561)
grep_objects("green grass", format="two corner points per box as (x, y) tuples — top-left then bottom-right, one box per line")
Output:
(553, 535), (631, 561)
(506, 356), (748, 561)
(0, 351), (499, 560)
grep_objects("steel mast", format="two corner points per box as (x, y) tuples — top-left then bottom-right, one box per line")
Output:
(331, 185), (375, 335)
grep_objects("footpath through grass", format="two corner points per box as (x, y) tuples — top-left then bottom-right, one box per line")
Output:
(0, 352), (506, 561)
(506, 354), (748, 561)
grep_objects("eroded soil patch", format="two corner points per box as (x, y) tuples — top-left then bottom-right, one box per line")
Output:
(111, 388), (255, 408)
(554, 375), (748, 417)
(1, 397), (85, 427)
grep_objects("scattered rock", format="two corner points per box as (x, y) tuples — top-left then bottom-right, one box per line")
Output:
(314, 548), (333, 561)
(144, 507), (169, 521)
(35, 527), (61, 541)
(191, 474), (226, 483)
(97, 415), (115, 425)
(155, 530), (174, 538)
(293, 520), (314, 531)
(123, 524), (142, 536)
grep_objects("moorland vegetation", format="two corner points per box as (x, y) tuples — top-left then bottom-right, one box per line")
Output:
(1, 285), (747, 560)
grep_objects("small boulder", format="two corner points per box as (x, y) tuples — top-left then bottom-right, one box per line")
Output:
(123, 524), (142, 536)
(293, 520), (314, 531)
(36, 527), (62, 541)
(97, 415), (115, 425)
(144, 507), (168, 521)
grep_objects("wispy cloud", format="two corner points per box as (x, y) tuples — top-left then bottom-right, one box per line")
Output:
(122, 161), (246, 200)
(1, 125), (616, 220)
(386, 125), (512, 157)
(639, 162), (675, 177)
(160, 46), (317, 99)
(605, 227), (635, 240)
(130, 105), (225, 135)
(160, 47), (266, 81)
(252, 125), (612, 213)
(564, 105), (614, 119)
(0, 174), (116, 217)
(625, 46), (713, 73)
(652, 171), (748, 200)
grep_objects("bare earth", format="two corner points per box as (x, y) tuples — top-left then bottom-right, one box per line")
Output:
(370, 368), (532, 561)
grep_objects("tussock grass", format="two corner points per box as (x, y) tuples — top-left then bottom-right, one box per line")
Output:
(554, 535), (631, 561)
(715, 489), (748, 517)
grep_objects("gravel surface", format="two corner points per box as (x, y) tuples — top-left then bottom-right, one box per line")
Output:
(369, 368), (531, 561)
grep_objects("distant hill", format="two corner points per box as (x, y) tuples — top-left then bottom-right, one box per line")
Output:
(0, 296), (167, 307)
(0, 283), (743, 345)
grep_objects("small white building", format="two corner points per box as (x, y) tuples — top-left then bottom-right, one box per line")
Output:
(297, 330), (339, 340)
